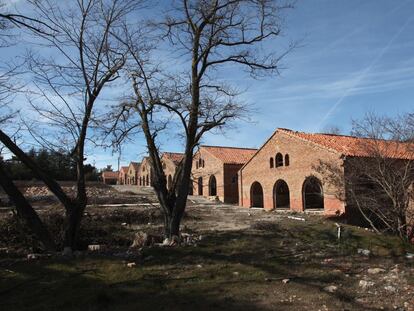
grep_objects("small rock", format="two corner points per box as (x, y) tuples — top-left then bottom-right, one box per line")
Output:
(233, 271), (239, 276)
(131, 232), (149, 248)
(121, 222), (128, 226)
(384, 286), (396, 293)
(367, 268), (386, 274)
(27, 253), (39, 260)
(282, 278), (290, 284)
(323, 285), (338, 293)
(358, 249), (371, 256)
(196, 264), (203, 268)
(127, 262), (136, 268)
(359, 280), (375, 289)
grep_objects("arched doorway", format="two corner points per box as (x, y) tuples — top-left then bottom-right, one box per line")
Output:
(198, 177), (203, 195)
(250, 182), (264, 208)
(146, 175), (149, 186)
(303, 176), (324, 210)
(273, 179), (290, 209)
(209, 175), (217, 196)
(167, 175), (173, 190)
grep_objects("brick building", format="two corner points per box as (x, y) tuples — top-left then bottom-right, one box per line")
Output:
(192, 146), (257, 204)
(102, 171), (119, 185)
(239, 128), (414, 218)
(125, 162), (140, 185)
(161, 152), (184, 190)
(118, 166), (128, 185)
(139, 157), (152, 186)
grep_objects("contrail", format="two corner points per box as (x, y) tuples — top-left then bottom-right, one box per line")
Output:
(316, 5), (414, 132)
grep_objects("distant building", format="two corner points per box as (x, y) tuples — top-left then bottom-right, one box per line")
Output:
(161, 152), (185, 190)
(192, 146), (257, 204)
(126, 162), (140, 185)
(118, 166), (128, 185)
(102, 171), (119, 185)
(139, 157), (152, 186)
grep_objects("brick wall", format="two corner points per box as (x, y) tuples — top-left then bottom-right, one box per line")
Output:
(239, 130), (345, 215)
(192, 148), (225, 201)
(139, 158), (152, 186)
(223, 164), (242, 204)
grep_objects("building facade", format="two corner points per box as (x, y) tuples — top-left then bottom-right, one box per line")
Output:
(118, 166), (128, 185)
(239, 129), (344, 215)
(126, 162), (140, 185)
(239, 128), (414, 219)
(192, 146), (257, 204)
(139, 157), (153, 186)
(161, 152), (184, 190)
(102, 171), (119, 185)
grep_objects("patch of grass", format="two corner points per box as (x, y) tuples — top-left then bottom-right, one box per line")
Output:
(0, 215), (413, 311)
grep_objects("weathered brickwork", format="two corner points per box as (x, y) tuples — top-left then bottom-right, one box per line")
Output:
(239, 130), (345, 216)
(126, 162), (140, 185)
(139, 157), (152, 187)
(161, 152), (184, 190)
(192, 146), (257, 204)
(192, 148), (225, 201)
(118, 166), (128, 185)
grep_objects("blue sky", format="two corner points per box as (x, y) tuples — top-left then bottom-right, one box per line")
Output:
(3, 0), (414, 169)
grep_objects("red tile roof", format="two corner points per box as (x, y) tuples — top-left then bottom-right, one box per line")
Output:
(201, 145), (257, 165)
(279, 128), (414, 160)
(102, 171), (119, 179)
(129, 162), (141, 170)
(162, 152), (185, 165)
(120, 166), (129, 173)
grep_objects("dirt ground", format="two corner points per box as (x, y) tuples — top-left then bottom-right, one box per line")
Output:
(0, 185), (413, 311)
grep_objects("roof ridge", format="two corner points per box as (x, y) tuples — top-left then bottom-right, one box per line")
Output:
(201, 145), (257, 150)
(279, 128), (406, 143)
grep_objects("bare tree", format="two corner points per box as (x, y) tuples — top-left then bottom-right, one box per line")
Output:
(0, 0), (145, 252)
(114, 0), (295, 240)
(315, 113), (414, 242)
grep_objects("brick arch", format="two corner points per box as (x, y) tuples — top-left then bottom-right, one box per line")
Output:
(250, 182), (264, 208)
(209, 175), (217, 196)
(275, 153), (283, 167)
(197, 177), (203, 195)
(273, 179), (290, 209)
(302, 176), (324, 210)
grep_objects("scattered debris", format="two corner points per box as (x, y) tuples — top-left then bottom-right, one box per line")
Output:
(88, 244), (105, 252)
(359, 280), (375, 289)
(126, 262), (136, 268)
(27, 253), (39, 260)
(282, 278), (290, 284)
(323, 285), (338, 293)
(287, 216), (305, 221)
(358, 248), (371, 256)
(384, 285), (396, 293)
(367, 268), (386, 274)
(406, 253), (414, 260)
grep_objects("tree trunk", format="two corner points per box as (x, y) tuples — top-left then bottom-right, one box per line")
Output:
(0, 163), (56, 251)
(163, 208), (182, 239)
(63, 204), (85, 250)
(63, 156), (88, 251)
